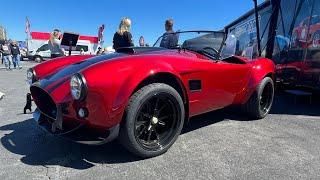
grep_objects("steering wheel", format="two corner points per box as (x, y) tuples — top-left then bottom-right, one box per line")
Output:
(202, 47), (221, 59)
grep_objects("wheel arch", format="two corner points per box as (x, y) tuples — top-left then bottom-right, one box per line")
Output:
(131, 72), (189, 122)
(265, 72), (275, 81)
(33, 55), (43, 61)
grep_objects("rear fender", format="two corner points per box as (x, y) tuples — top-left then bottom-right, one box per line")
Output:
(233, 58), (275, 104)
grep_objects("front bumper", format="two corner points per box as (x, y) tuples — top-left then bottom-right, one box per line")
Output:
(33, 108), (119, 145)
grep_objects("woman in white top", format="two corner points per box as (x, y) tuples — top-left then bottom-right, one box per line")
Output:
(48, 29), (64, 58)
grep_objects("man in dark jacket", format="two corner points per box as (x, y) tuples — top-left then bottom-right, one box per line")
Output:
(160, 19), (179, 49)
(0, 41), (12, 70)
(10, 41), (21, 69)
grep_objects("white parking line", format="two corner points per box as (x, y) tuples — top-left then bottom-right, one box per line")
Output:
(0, 65), (34, 70)
(297, 115), (320, 120)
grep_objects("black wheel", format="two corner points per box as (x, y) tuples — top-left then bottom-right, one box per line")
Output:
(34, 55), (43, 63)
(119, 83), (185, 158)
(243, 77), (274, 119)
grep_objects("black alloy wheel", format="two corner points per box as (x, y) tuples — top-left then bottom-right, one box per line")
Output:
(243, 77), (274, 119)
(259, 81), (274, 116)
(119, 83), (185, 158)
(134, 93), (179, 151)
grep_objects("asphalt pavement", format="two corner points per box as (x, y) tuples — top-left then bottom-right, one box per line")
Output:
(0, 61), (320, 180)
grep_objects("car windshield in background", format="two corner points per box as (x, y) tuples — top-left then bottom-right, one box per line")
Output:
(153, 31), (226, 59)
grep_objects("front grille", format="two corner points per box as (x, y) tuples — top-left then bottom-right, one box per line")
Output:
(30, 86), (57, 120)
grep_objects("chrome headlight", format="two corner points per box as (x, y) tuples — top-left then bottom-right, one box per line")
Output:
(27, 68), (36, 85)
(70, 73), (87, 101)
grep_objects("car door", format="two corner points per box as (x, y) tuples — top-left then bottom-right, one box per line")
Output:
(184, 58), (251, 116)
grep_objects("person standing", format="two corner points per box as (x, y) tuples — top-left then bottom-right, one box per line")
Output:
(0, 48), (2, 64)
(96, 47), (103, 55)
(48, 29), (64, 58)
(80, 48), (85, 55)
(10, 40), (21, 69)
(139, 36), (145, 47)
(113, 17), (134, 50)
(0, 40), (13, 70)
(160, 19), (178, 49)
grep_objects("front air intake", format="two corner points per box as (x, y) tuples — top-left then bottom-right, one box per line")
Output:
(30, 86), (57, 120)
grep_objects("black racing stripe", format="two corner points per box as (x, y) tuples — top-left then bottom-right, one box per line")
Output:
(40, 53), (126, 93)
(47, 77), (70, 94)
(47, 53), (125, 83)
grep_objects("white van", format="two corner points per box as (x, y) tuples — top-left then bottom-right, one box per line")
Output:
(28, 40), (95, 62)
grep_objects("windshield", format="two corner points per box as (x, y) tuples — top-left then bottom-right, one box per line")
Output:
(220, 33), (259, 60)
(153, 31), (226, 59)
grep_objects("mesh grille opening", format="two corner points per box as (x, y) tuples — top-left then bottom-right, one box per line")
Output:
(30, 86), (57, 119)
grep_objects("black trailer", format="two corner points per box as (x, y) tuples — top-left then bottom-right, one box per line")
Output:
(225, 0), (320, 90)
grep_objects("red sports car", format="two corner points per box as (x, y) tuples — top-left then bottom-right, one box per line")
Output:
(291, 15), (320, 48)
(28, 31), (275, 157)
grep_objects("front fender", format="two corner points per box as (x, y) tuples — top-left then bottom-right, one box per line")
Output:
(112, 61), (182, 122)
(82, 58), (182, 127)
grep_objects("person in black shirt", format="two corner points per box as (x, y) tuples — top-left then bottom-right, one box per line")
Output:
(0, 40), (13, 70)
(113, 18), (134, 50)
(160, 19), (178, 49)
(10, 40), (21, 69)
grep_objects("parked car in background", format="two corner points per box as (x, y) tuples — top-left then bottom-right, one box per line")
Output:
(28, 40), (95, 62)
(27, 31), (99, 62)
(28, 31), (275, 158)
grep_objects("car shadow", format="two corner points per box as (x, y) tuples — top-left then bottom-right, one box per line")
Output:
(1, 92), (319, 170)
(270, 92), (320, 116)
(182, 107), (252, 134)
(0, 108), (243, 170)
(0, 119), (143, 170)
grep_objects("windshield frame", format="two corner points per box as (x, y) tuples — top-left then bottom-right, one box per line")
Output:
(153, 30), (227, 57)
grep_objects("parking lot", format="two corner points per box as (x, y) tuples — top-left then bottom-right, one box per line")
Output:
(0, 61), (320, 180)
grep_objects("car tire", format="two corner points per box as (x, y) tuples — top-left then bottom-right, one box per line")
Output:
(243, 77), (274, 119)
(34, 56), (43, 63)
(119, 83), (185, 158)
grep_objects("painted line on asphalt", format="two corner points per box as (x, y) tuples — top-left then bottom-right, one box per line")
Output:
(0, 66), (34, 70)
(297, 115), (320, 120)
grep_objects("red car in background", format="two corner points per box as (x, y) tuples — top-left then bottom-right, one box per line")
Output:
(28, 31), (275, 157)
(291, 15), (320, 48)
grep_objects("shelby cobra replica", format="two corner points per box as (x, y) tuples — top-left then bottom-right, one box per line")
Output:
(28, 31), (275, 157)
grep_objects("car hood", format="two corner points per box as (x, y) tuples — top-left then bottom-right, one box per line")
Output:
(38, 47), (178, 90)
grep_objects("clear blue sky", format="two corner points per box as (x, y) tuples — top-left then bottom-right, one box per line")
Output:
(1, 0), (264, 47)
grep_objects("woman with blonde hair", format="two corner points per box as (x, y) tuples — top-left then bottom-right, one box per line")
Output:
(113, 17), (134, 50)
(48, 29), (64, 58)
